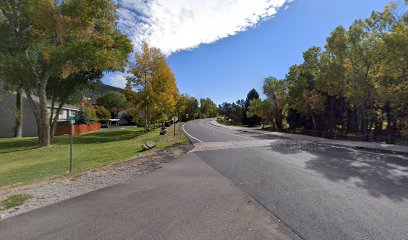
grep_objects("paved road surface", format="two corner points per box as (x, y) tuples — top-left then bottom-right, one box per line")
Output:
(183, 119), (408, 240)
(1, 118), (407, 240)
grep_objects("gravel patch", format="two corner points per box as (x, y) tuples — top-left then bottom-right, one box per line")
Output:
(0, 143), (193, 221)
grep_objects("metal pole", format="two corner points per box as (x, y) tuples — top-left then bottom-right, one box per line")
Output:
(173, 120), (176, 137)
(70, 121), (73, 174)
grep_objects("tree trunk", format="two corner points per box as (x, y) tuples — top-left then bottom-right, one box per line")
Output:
(14, 84), (23, 138)
(346, 106), (353, 134)
(320, 113), (326, 138)
(276, 109), (283, 130)
(270, 119), (276, 130)
(50, 102), (64, 139)
(311, 113), (317, 133)
(385, 104), (396, 144)
(367, 119), (374, 142)
(21, 83), (49, 147)
(143, 72), (150, 132)
(329, 96), (335, 136)
(146, 104), (150, 131)
(374, 119), (382, 140)
(144, 105), (148, 131)
(353, 107), (359, 134)
(37, 80), (50, 147)
(358, 106), (367, 136)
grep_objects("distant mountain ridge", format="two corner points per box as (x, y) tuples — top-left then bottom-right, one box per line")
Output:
(79, 82), (124, 100)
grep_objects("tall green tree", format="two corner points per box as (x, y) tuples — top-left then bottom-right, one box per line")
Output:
(96, 91), (127, 117)
(286, 57), (325, 132)
(263, 77), (287, 130)
(377, 5), (408, 141)
(199, 98), (218, 118)
(317, 26), (347, 134)
(175, 94), (199, 121)
(343, 6), (396, 137)
(243, 89), (261, 126)
(247, 98), (274, 128)
(0, 0), (132, 146)
(219, 100), (245, 124)
(282, 1), (407, 141)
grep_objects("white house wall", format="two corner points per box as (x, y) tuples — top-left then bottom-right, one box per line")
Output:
(0, 91), (38, 137)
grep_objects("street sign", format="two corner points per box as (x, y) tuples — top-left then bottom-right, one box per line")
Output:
(69, 116), (76, 124)
(172, 116), (178, 122)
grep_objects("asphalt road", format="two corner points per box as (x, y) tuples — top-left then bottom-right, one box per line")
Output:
(183, 119), (408, 240)
(1, 119), (407, 240)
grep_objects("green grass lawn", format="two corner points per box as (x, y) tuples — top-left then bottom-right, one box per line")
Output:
(0, 125), (188, 189)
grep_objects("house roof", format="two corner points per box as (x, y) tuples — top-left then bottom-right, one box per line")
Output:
(5, 91), (79, 111)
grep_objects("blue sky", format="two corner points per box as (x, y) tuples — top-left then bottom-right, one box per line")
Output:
(103, 0), (392, 104)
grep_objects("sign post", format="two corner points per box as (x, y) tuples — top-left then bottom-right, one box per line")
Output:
(69, 117), (75, 174)
(172, 116), (178, 137)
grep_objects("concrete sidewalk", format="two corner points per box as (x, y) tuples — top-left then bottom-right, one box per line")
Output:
(211, 120), (408, 155)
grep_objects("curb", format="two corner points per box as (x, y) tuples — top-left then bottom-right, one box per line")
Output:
(352, 146), (408, 156)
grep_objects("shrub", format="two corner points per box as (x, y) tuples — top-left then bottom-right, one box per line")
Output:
(94, 105), (111, 119)
(127, 107), (144, 126)
(84, 105), (97, 119)
(76, 105), (92, 125)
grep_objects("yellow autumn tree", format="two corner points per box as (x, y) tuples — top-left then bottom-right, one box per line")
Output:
(127, 42), (178, 130)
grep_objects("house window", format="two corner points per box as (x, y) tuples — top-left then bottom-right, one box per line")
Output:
(60, 110), (67, 119)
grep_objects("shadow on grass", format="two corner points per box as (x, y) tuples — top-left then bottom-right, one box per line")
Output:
(0, 129), (147, 153)
(56, 129), (147, 145)
(0, 138), (39, 153)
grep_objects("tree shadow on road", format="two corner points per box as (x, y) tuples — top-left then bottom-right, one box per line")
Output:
(267, 139), (319, 155)
(266, 141), (408, 201)
(238, 130), (291, 141)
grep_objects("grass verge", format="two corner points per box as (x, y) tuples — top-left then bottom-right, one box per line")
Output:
(0, 194), (31, 211)
(0, 124), (188, 189)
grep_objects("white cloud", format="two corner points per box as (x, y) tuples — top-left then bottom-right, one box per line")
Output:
(117, 0), (292, 55)
(108, 73), (127, 88)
